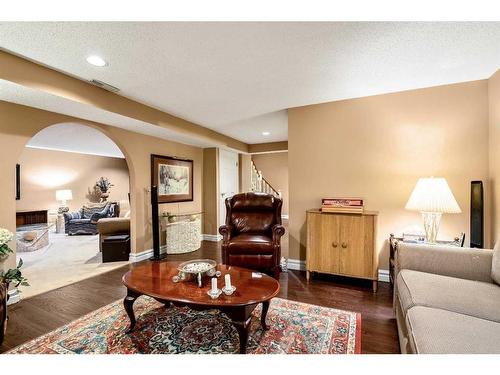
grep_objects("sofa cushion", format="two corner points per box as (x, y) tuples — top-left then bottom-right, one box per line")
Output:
(397, 269), (500, 322)
(406, 306), (500, 354)
(492, 241), (500, 285)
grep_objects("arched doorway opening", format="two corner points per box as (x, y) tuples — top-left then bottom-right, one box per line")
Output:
(14, 123), (132, 298)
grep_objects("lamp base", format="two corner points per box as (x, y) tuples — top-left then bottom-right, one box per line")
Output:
(58, 206), (69, 214)
(421, 211), (442, 244)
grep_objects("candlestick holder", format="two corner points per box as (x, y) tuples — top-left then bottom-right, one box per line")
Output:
(207, 288), (222, 299)
(222, 285), (236, 296)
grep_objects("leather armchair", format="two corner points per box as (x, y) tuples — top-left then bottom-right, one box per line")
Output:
(219, 192), (285, 279)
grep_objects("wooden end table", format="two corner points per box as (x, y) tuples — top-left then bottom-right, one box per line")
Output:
(122, 261), (280, 354)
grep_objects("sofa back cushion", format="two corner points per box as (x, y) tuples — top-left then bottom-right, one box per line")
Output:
(82, 202), (109, 219)
(492, 241), (500, 285)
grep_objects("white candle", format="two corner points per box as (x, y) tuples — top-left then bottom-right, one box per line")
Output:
(211, 277), (218, 292)
(225, 274), (232, 289)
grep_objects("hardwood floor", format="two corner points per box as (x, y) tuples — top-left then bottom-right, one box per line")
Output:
(0, 241), (399, 354)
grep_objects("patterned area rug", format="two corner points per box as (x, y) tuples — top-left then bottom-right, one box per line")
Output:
(7, 297), (361, 354)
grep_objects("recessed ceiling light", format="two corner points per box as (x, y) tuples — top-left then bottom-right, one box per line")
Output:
(86, 55), (108, 67)
(262, 131), (271, 136)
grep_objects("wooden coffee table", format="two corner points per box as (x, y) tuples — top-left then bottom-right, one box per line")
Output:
(122, 261), (280, 354)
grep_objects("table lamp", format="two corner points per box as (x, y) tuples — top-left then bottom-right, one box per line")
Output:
(405, 177), (461, 243)
(56, 189), (73, 214)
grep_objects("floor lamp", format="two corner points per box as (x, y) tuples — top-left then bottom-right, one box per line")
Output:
(150, 185), (166, 260)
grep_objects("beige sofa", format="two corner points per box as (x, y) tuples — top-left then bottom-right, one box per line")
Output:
(395, 242), (500, 354)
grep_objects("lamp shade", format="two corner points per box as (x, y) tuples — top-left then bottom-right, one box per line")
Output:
(405, 177), (461, 213)
(56, 189), (73, 201)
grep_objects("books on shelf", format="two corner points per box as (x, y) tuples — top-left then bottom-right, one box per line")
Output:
(321, 197), (364, 214)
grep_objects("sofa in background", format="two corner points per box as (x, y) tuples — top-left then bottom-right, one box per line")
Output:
(97, 217), (130, 252)
(64, 202), (120, 235)
(394, 242), (500, 354)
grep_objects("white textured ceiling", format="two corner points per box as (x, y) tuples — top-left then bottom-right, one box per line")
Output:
(2, 22), (500, 144)
(27, 123), (125, 158)
(0, 80), (221, 149)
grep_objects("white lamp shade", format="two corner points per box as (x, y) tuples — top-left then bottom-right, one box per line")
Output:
(56, 189), (73, 201)
(405, 177), (461, 214)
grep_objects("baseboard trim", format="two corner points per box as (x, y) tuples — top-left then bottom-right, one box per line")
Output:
(129, 246), (167, 263)
(378, 269), (390, 283)
(287, 258), (306, 271)
(281, 214), (289, 220)
(202, 234), (222, 242)
(7, 288), (20, 305)
(286, 260), (390, 283)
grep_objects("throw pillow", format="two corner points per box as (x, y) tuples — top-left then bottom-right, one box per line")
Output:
(492, 241), (500, 285)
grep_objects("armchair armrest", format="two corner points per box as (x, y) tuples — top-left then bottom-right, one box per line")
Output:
(272, 224), (285, 243)
(396, 243), (493, 283)
(219, 225), (234, 242)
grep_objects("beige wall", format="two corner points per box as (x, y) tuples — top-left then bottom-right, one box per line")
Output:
(489, 71), (500, 244)
(239, 153), (252, 193)
(202, 148), (219, 235)
(248, 141), (288, 154)
(252, 152), (289, 216)
(289, 80), (490, 269)
(16, 148), (129, 215)
(0, 101), (203, 271)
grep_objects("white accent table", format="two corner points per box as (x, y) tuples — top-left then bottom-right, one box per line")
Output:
(160, 213), (202, 254)
(56, 214), (65, 234)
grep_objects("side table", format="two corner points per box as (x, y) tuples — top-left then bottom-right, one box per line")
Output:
(56, 214), (65, 234)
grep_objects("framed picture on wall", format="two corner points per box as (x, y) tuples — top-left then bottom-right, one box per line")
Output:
(151, 154), (193, 203)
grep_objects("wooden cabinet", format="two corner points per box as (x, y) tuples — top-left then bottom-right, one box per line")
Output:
(306, 209), (378, 292)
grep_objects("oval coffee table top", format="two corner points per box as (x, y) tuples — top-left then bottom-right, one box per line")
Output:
(122, 261), (280, 307)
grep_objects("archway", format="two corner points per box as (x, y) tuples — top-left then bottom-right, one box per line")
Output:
(13, 122), (133, 298)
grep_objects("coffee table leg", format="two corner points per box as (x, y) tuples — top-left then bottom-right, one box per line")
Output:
(123, 289), (140, 334)
(261, 300), (270, 330)
(233, 316), (252, 354)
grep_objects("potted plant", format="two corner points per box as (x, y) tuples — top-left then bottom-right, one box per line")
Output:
(1, 259), (29, 344)
(95, 177), (114, 201)
(0, 228), (14, 264)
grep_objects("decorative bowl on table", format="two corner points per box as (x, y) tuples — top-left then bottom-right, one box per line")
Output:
(172, 259), (221, 287)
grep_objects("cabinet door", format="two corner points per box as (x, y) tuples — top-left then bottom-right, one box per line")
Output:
(307, 213), (340, 273)
(339, 215), (372, 278)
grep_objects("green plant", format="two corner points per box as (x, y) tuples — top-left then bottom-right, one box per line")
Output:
(0, 228), (14, 257)
(95, 177), (114, 193)
(0, 259), (29, 287)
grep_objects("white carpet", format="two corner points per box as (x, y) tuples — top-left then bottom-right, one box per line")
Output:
(16, 230), (129, 299)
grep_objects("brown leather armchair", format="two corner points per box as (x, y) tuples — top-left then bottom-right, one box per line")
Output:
(219, 192), (285, 279)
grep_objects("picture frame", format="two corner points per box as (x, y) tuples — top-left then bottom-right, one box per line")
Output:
(151, 154), (193, 203)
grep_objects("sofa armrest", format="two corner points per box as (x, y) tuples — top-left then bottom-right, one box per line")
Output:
(272, 224), (285, 244)
(97, 218), (130, 236)
(396, 243), (493, 283)
(63, 211), (81, 224)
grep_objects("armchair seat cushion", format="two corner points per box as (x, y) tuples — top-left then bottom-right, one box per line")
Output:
(397, 269), (500, 323)
(227, 254), (275, 270)
(226, 233), (274, 254)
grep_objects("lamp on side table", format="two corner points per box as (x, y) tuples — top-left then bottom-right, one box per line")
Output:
(405, 177), (461, 244)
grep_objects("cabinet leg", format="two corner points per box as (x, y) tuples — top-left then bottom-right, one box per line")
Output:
(306, 270), (310, 282)
(372, 280), (378, 293)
